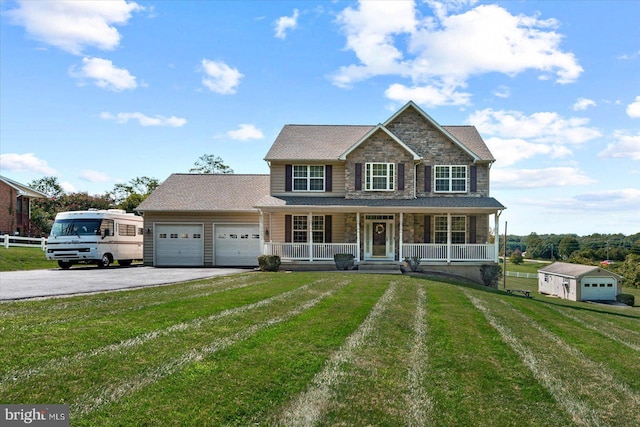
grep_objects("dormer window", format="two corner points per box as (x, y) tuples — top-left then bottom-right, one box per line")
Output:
(435, 165), (467, 193)
(365, 163), (395, 191)
(293, 165), (325, 191)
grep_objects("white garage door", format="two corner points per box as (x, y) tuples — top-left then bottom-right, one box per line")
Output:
(215, 224), (261, 266)
(155, 224), (204, 266)
(581, 277), (616, 301)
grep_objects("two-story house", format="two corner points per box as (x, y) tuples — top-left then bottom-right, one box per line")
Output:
(137, 101), (505, 282)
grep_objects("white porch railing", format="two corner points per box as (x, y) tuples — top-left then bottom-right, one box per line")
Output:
(264, 243), (358, 261)
(403, 243), (496, 262)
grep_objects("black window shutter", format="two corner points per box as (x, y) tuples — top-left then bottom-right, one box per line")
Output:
(470, 165), (477, 193)
(469, 216), (477, 244)
(397, 163), (405, 190)
(424, 165), (431, 192)
(325, 165), (332, 192)
(324, 215), (332, 243)
(355, 163), (362, 191)
(285, 215), (292, 243)
(285, 165), (292, 192)
(424, 215), (431, 243)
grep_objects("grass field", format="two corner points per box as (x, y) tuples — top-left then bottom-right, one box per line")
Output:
(0, 247), (57, 271)
(1, 271), (638, 426)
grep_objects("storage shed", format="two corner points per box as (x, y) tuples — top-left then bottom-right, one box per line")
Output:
(538, 262), (622, 302)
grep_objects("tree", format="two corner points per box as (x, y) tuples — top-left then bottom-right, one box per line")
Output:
(109, 177), (160, 213)
(189, 154), (234, 174)
(618, 254), (640, 288)
(509, 248), (524, 265)
(558, 236), (580, 260)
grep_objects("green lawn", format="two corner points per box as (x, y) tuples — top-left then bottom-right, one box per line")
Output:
(1, 272), (638, 426)
(0, 247), (57, 271)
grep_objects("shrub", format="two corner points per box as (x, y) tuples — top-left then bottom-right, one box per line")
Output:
(334, 253), (355, 270)
(480, 264), (502, 288)
(403, 256), (421, 272)
(257, 255), (281, 272)
(616, 293), (635, 306)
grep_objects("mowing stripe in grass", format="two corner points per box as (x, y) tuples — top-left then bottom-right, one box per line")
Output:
(0, 279), (329, 389)
(69, 280), (350, 417)
(276, 281), (398, 427)
(6, 276), (269, 333)
(404, 283), (433, 427)
(463, 290), (600, 427)
(498, 299), (640, 407)
(546, 304), (640, 353)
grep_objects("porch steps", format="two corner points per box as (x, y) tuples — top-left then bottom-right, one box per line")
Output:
(357, 262), (402, 275)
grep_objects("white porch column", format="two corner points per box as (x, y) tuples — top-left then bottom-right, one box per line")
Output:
(399, 212), (403, 261)
(494, 211), (501, 263)
(259, 209), (264, 255)
(308, 212), (313, 261)
(447, 212), (451, 263)
(356, 212), (361, 262)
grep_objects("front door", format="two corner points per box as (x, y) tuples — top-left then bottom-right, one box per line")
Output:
(364, 216), (394, 260)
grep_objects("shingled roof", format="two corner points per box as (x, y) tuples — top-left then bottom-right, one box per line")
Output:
(263, 103), (495, 163)
(538, 262), (622, 279)
(136, 174), (270, 212)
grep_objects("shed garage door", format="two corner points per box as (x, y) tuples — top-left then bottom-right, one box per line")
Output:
(215, 224), (260, 266)
(582, 277), (616, 301)
(155, 224), (204, 266)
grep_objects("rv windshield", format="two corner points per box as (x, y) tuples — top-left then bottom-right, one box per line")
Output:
(50, 219), (103, 237)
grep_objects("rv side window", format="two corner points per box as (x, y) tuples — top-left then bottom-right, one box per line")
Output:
(119, 224), (136, 236)
(100, 219), (115, 237)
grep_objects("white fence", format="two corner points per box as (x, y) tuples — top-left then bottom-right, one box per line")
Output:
(505, 271), (537, 279)
(1, 234), (47, 250)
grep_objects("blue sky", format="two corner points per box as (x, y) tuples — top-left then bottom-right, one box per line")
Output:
(1, 0), (639, 236)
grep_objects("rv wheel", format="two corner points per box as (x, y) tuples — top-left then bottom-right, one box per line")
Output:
(98, 254), (112, 268)
(58, 261), (72, 270)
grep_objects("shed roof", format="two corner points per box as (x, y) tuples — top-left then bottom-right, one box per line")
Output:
(538, 262), (621, 279)
(136, 174), (270, 212)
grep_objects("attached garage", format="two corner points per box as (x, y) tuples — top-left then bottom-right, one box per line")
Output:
(538, 262), (622, 302)
(155, 223), (204, 266)
(215, 224), (261, 266)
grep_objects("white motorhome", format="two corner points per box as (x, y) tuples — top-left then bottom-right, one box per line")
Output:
(46, 209), (143, 269)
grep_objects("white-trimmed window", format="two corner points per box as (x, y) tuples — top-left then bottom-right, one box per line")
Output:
(293, 165), (325, 191)
(365, 163), (394, 191)
(435, 165), (467, 193)
(434, 216), (466, 244)
(293, 215), (325, 243)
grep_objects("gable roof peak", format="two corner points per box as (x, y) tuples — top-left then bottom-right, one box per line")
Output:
(384, 101), (483, 162)
(338, 123), (421, 161)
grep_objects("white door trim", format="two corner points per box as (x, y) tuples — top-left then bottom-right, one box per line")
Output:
(363, 215), (395, 261)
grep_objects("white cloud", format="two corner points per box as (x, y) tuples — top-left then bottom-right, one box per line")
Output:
(70, 57), (137, 91)
(79, 170), (111, 183)
(332, 1), (582, 106)
(493, 85), (511, 99)
(6, 0), (143, 55)
(200, 59), (243, 94)
(385, 83), (471, 107)
(274, 9), (299, 40)
(492, 167), (594, 189)
(227, 124), (264, 141)
(626, 96), (640, 118)
(469, 108), (601, 145)
(572, 98), (596, 111)
(485, 137), (571, 167)
(0, 153), (57, 175)
(532, 188), (640, 212)
(599, 131), (640, 160)
(100, 112), (186, 127)
(60, 181), (77, 193)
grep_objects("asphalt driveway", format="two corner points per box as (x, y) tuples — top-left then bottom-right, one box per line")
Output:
(0, 265), (251, 301)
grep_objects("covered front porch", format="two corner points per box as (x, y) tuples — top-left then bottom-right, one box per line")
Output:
(259, 208), (502, 264)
